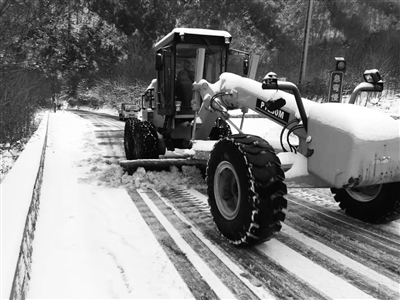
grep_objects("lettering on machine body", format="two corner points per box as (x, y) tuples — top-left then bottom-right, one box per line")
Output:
(255, 98), (290, 125)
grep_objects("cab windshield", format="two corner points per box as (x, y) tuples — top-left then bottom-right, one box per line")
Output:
(176, 43), (226, 84)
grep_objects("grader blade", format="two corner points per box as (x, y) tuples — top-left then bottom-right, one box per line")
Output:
(119, 158), (207, 175)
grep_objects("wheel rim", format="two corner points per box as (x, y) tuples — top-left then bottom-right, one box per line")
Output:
(214, 161), (241, 220)
(346, 185), (382, 202)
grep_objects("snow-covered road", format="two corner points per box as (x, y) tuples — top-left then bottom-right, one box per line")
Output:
(2, 108), (400, 299)
(26, 111), (194, 299)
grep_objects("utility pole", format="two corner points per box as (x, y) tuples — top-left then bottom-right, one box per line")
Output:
(298, 0), (313, 89)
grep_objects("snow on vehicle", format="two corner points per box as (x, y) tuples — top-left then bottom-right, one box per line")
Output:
(121, 28), (400, 246)
(118, 103), (141, 121)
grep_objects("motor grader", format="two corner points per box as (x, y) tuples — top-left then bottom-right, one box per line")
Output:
(122, 28), (400, 246)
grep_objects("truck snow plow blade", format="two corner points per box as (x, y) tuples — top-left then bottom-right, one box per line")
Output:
(119, 158), (207, 175)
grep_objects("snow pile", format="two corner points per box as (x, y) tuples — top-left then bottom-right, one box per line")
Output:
(124, 166), (206, 191)
(78, 154), (207, 192)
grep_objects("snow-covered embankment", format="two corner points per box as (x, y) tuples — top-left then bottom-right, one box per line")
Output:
(1, 112), (49, 299)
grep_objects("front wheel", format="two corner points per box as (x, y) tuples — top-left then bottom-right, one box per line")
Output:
(331, 182), (400, 222)
(207, 134), (287, 246)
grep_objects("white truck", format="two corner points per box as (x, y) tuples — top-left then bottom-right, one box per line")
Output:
(118, 103), (141, 121)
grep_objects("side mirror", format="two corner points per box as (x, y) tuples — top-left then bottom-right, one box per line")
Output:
(144, 88), (155, 109)
(155, 53), (163, 71)
(363, 69), (383, 92)
(141, 95), (145, 109)
(243, 58), (249, 75)
(262, 72), (278, 90)
(363, 69), (381, 84)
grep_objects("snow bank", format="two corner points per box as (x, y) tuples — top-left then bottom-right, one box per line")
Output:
(1, 112), (49, 299)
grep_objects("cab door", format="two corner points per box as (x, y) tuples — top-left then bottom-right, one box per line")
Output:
(157, 47), (174, 115)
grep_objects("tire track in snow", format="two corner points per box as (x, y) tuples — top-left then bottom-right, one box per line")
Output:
(127, 188), (228, 299)
(135, 188), (264, 300)
(283, 190), (400, 299)
(284, 190), (399, 299)
(286, 193), (400, 253)
(105, 249), (133, 294)
(160, 189), (331, 299)
(255, 240), (373, 299)
(285, 193), (400, 284)
(91, 121), (124, 158)
(289, 187), (400, 238)
(151, 189), (276, 300)
(161, 188), (399, 299)
(72, 110), (125, 159)
(276, 226), (399, 300)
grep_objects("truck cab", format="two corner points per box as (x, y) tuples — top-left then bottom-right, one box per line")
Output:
(119, 103), (141, 121)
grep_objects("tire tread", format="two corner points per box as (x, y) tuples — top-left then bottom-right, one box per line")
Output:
(207, 134), (287, 245)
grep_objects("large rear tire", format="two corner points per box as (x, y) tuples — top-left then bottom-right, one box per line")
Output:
(331, 182), (400, 222)
(207, 134), (287, 246)
(124, 118), (159, 160)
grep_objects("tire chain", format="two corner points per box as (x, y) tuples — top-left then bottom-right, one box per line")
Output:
(208, 134), (287, 245)
(235, 134), (287, 244)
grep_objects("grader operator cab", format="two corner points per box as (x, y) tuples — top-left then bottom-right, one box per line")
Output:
(128, 28), (252, 156)
(123, 28), (400, 246)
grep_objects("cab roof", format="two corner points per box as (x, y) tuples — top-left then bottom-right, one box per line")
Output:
(154, 28), (232, 50)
